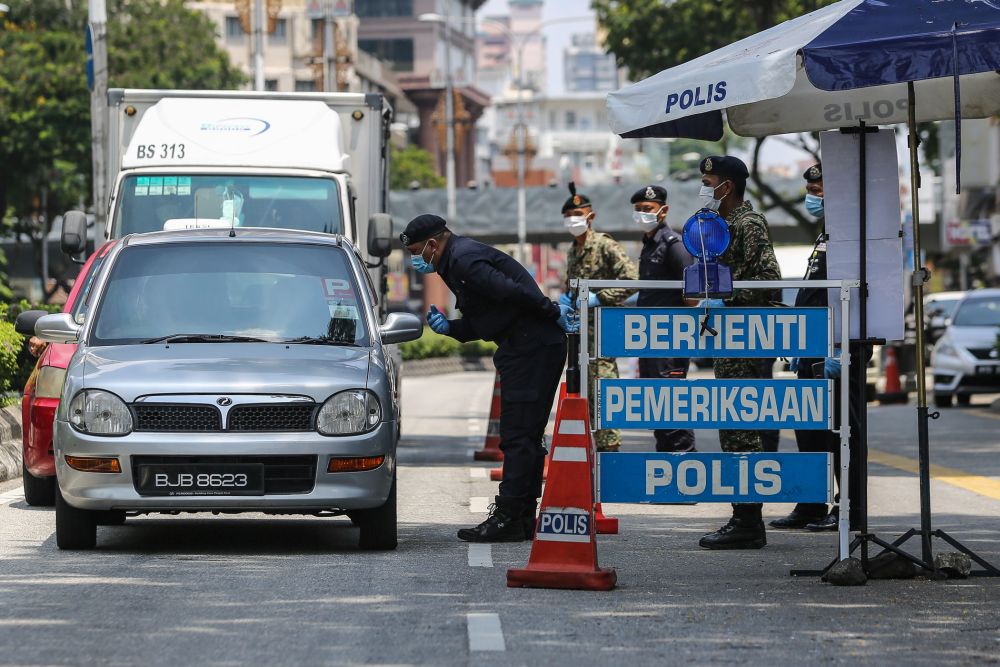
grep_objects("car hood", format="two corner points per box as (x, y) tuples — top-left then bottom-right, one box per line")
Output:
(77, 343), (372, 403)
(946, 325), (1000, 352)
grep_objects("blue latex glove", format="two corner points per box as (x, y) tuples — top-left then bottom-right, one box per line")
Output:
(559, 293), (574, 308)
(624, 292), (639, 306)
(427, 305), (450, 335)
(699, 298), (725, 308)
(824, 356), (841, 379)
(557, 304), (579, 333)
(587, 293), (601, 308)
(788, 358), (800, 373)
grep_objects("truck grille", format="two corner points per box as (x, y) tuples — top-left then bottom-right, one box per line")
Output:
(132, 455), (317, 494)
(132, 405), (222, 432)
(228, 404), (316, 432)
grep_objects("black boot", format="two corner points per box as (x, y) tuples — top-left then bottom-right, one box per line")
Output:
(457, 500), (525, 543)
(806, 508), (839, 532)
(769, 503), (827, 529)
(522, 502), (537, 540)
(699, 504), (767, 550)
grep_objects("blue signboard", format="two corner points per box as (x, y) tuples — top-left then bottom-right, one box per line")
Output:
(597, 307), (831, 358)
(598, 379), (832, 430)
(599, 452), (832, 504)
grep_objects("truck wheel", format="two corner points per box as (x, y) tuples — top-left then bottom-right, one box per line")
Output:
(55, 489), (97, 550)
(22, 462), (56, 507)
(933, 393), (953, 408)
(356, 474), (397, 551)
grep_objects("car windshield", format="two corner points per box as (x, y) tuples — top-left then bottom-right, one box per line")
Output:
(928, 298), (961, 319)
(951, 296), (1000, 327)
(114, 175), (343, 235)
(91, 242), (369, 346)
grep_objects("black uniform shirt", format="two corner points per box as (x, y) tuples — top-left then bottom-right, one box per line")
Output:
(637, 224), (695, 308)
(794, 231), (828, 309)
(436, 234), (563, 345)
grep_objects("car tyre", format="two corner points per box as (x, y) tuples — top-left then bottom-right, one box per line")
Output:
(55, 488), (97, 550)
(956, 394), (971, 406)
(933, 393), (953, 408)
(97, 510), (127, 526)
(356, 473), (397, 551)
(22, 462), (56, 507)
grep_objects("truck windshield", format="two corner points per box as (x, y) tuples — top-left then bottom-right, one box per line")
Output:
(91, 242), (369, 347)
(114, 175), (343, 235)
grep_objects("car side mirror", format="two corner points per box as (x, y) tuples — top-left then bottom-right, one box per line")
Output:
(379, 312), (422, 344)
(367, 213), (392, 259)
(32, 313), (81, 344)
(14, 310), (49, 337)
(61, 210), (88, 258)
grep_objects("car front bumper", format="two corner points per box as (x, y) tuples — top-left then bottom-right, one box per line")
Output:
(932, 357), (1000, 394)
(54, 420), (396, 512)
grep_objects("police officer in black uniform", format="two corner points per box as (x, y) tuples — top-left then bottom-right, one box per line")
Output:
(632, 185), (698, 452)
(401, 214), (576, 542)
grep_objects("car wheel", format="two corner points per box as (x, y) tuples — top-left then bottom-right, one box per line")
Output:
(356, 473), (397, 551)
(22, 462), (56, 507)
(96, 510), (127, 526)
(55, 488), (97, 550)
(956, 394), (971, 406)
(933, 393), (953, 408)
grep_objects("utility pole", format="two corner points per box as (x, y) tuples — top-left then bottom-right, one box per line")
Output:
(88, 0), (108, 240)
(323, 0), (335, 92)
(253, 0), (265, 90)
(443, 9), (457, 221)
(515, 39), (527, 265)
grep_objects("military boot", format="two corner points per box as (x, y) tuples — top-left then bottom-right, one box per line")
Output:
(457, 500), (525, 543)
(522, 502), (538, 539)
(699, 504), (767, 550)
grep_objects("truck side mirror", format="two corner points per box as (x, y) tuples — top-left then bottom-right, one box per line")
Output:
(367, 213), (392, 259)
(61, 210), (88, 257)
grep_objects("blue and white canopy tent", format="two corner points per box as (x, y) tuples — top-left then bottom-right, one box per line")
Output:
(607, 0), (1000, 577)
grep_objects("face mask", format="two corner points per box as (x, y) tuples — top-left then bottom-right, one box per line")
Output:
(633, 210), (661, 232)
(805, 193), (825, 218)
(564, 215), (589, 238)
(699, 183), (725, 211)
(410, 240), (436, 274)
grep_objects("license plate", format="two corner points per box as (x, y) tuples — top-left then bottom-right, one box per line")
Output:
(977, 365), (998, 376)
(136, 464), (265, 496)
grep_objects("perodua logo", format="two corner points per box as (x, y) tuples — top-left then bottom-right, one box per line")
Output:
(199, 117), (271, 136)
(217, 397), (233, 406)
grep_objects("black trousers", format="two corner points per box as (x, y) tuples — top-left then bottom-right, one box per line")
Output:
(493, 335), (567, 513)
(637, 357), (695, 452)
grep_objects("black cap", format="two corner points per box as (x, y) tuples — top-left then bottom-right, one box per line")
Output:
(561, 181), (592, 214)
(803, 163), (823, 183)
(630, 185), (668, 205)
(400, 214), (447, 246)
(699, 155), (749, 181)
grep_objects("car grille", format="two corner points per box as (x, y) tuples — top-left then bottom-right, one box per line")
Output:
(132, 405), (222, 432)
(228, 404), (316, 432)
(132, 455), (317, 494)
(968, 348), (997, 360)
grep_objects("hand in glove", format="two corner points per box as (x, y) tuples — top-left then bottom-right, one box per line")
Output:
(426, 304), (450, 335)
(699, 298), (725, 309)
(824, 356), (842, 379)
(557, 304), (579, 333)
(559, 292), (575, 309)
(788, 358), (800, 373)
(587, 293), (601, 308)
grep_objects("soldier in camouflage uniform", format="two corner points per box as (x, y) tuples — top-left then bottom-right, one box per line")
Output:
(562, 182), (638, 451)
(695, 156), (782, 551)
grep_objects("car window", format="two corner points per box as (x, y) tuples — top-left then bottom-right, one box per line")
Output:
(70, 253), (110, 323)
(951, 297), (1000, 327)
(91, 242), (368, 346)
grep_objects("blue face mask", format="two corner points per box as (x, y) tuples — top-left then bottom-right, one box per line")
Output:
(805, 193), (825, 218)
(410, 240), (436, 274)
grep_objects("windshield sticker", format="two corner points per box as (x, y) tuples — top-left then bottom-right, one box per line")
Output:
(134, 177), (149, 196)
(163, 176), (178, 195)
(329, 304), (359, 320)
(322, 278), (354, 298)
(148, 177), (163, 196)
(178, 177), (192, 196)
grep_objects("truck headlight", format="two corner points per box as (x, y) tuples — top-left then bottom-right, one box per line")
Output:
(69, 390), (133, 436)
(35, 366), (67, 399)
(317, 390), (381, 436)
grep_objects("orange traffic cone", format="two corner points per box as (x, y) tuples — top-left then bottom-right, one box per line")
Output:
(878, 347), (908, 405)
(490, 381), (569, 482)
(473, 373), (503, 462)
(594, 502), (619, 534)
(507, 395), (617, 591)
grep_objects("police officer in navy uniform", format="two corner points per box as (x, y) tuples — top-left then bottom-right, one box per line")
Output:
(632, 185), (698, 452)
(401, 214), (576, 542)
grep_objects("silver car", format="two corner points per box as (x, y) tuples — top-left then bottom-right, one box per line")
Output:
(930, 288), (1000, 407)
(18, 229), (422, 550)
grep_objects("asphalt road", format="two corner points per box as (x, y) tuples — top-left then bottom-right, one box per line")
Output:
(1, 371), (999, 666)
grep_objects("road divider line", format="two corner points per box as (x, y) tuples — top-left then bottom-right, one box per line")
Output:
(470, 468), (488, 479)
(869, 449), (1000, 502)
(470, 496), (490, 513)
(467, 544), (493, 567)
(467, 613), (505, 652)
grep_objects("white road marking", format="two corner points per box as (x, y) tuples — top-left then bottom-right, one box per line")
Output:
(467, 544), (493, 567)
(469, 468), (487, 479)
(469, 496), (490, 513)
(467, 613), (505, 652)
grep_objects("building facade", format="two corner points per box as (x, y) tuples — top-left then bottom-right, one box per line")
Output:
(563, 32), (619, 93)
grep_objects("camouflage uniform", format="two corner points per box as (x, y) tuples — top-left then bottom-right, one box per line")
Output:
(566, 231), (638, 451)
(714, 201), (782, 453)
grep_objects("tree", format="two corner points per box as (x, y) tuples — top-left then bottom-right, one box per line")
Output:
(390, 145), (446, 190)
(594, 0), (837, 235)
(0, 0), (244, 301)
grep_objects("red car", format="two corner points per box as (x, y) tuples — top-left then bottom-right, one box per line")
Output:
(21, 242), (115, 505)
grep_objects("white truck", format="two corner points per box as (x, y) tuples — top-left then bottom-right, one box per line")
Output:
(61, 89), (395, 308)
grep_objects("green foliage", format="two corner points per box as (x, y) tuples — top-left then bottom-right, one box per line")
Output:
(390, 145), (446, 190)
(399, 328), (497, 361)
(0, 321), (24, 397)
(459, 339), (498, 358)
(0, 300), (62, 393)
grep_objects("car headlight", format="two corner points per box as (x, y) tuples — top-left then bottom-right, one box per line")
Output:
(317, 390), (381, 436)
(35, 366), (67, 399)
(934, 340), (958, 358)
(69, 390), (133, 436)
